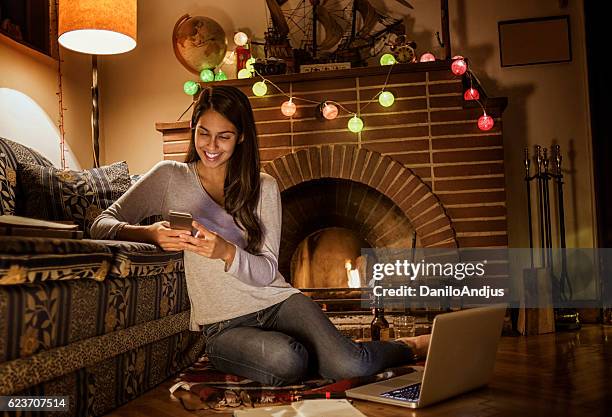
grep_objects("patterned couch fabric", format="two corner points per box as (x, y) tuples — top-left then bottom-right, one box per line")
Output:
(0, 266), (190, 362)
(94, 240), (184, 278)
(17, 161), (131, 237)
(0, 237), (112, 285)
(3, 323), (204, 416)
(0, 137), (54, 215)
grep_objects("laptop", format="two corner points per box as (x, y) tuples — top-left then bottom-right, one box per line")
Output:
(346, 304), (506, 408)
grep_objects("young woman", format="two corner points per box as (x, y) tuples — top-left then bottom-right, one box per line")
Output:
(91, 85), (428, 386)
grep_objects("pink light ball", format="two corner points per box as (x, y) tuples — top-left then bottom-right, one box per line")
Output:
(478, 114), (494, 131)
(281, 100), (297, 117)
(419, 52), (436, 62)
(451, 58), (467, 75)
(464, 88), (480, 101)
(322, 103), (339, 120)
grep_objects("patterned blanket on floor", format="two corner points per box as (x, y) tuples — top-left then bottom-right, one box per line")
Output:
(170, 354), (418, 412)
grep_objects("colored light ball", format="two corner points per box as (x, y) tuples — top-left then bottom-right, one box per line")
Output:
(199, 69), (215, 82)
(478, 113), (494, 131)
(419, 52), (436, 62)
(214, 70), (228, 81)
(378, 91), (395, 107)
(245, 57), (256, 72)
(322, 103), (339, 120)
(464, 87), (480, 101)
(380, 53), (397, 66)
(348, 115), (364, 133)
(183, 80), (199, 96)
(281, 100), (297, 116)
(234, 31), (249, 47)
(451, 58), (467, 75)
(452, 55), (465, 60)
(252, 81), (268, 97)
(237, 68), (252, 79)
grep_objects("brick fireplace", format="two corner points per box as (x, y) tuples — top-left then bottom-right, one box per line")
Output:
(156, 61), (508, 290)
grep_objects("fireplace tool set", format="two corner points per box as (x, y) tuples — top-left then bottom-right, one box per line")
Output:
(524, 144), (580, 331)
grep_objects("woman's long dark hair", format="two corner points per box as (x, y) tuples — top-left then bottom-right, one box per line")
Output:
(185, 86), (263, 253)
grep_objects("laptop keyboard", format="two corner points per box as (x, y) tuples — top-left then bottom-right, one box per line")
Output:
(380, 383), (421, 403)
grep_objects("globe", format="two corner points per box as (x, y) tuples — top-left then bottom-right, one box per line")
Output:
(172, 14), (227, 74)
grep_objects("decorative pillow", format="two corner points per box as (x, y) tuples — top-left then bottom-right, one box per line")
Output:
(0, 153), (17, 215)
(18, 161), (131, 237)
(0, 137), (54, 215)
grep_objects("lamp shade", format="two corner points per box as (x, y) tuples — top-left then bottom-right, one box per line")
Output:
(58, 0), (137, 55)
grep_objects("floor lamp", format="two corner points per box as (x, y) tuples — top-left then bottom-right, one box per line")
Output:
(58, 0), (137, 168)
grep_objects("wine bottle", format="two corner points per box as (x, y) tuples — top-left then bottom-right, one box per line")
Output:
(371, 307), (390, 341)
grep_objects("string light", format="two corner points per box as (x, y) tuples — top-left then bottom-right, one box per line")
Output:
(234, 31), (248, 47)
(380, 53), (397, 66)
(200, 69), (215, 82)
(246, 57), (256, 72)
(238, 68), (252, 79)
(378, 91), (395, 107)
(420, 52), (435, 62)
(214, 70), (228, 81)
(451, 56), (467, 75)
(281, 99), (297, 116)
(464, 87), (479, 101)
(252, 81), (267, 96)
(183, 80), (199, 95)
(348, 115), (364, 133)
(241, 55), (490, 134)
(478, 112), (494, 131)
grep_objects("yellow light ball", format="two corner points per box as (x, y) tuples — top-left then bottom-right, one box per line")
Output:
(252, 81), (268, 97)
(237, 68), (252, 79)
(234, 31), (249, 47)
(246, 57), (256, 72)
(348, 115), (364, 133)
(281, 100), (297, 116)
(380, 53), (396, 66)
(378, 91), (395, 107)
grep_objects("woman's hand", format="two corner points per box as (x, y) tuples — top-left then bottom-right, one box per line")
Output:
(179, 221), (236, 267)
(146, 221), (186, 251)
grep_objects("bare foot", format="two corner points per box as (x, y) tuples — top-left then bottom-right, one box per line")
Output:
(396, 334), (430, 360)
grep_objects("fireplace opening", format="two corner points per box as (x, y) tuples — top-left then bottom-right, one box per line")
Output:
(290, 227), (369, 289)
(279, 178), (418, 292)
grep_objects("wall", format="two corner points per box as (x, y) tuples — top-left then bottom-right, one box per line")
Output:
(0, 33), (92, 169)
(100, 0), (596, 249)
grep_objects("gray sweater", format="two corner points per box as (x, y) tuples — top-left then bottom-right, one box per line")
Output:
(90, 160), (299, 330)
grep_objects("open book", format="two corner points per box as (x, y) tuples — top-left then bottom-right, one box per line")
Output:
(0, 215), (82, 239)
(233, 399), (367, 417)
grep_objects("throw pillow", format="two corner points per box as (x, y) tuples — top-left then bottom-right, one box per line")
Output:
(0, 137), (54, 215)
(18, 161), (131, 237)
(0, 153), (17, 215)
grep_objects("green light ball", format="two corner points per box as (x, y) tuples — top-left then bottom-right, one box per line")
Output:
(348, 115), (364, 133)
(214, 70), (228, 81)
(380, 53), (397, 66)
(378, 91), (395, 107)
(252, 81), (268, 97)
(199, 69), (215, 82)
(238, 68), (252, 79)
(183, 80), (199, 96)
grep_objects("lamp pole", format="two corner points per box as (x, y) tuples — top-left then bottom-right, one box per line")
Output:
(91, 55), (100, 168)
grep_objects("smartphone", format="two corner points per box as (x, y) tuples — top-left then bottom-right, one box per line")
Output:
(168, 210), (193, 234)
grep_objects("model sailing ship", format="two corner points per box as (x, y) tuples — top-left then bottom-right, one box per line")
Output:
(263, 0), (415, 72)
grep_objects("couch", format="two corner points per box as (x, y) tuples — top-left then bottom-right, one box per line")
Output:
(0, 137), (204, 416)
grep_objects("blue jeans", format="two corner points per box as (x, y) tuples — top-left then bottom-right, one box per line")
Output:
(203, 293), (414, 386)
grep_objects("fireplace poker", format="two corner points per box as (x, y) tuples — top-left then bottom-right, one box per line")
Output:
(553, 145), (571, 301)
(535, 146), (546, 267)
(543, 148), (553, 268)
(524, 147), (534, 268)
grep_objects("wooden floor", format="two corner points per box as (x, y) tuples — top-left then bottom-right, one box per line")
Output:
(106, 325), (612, 417)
